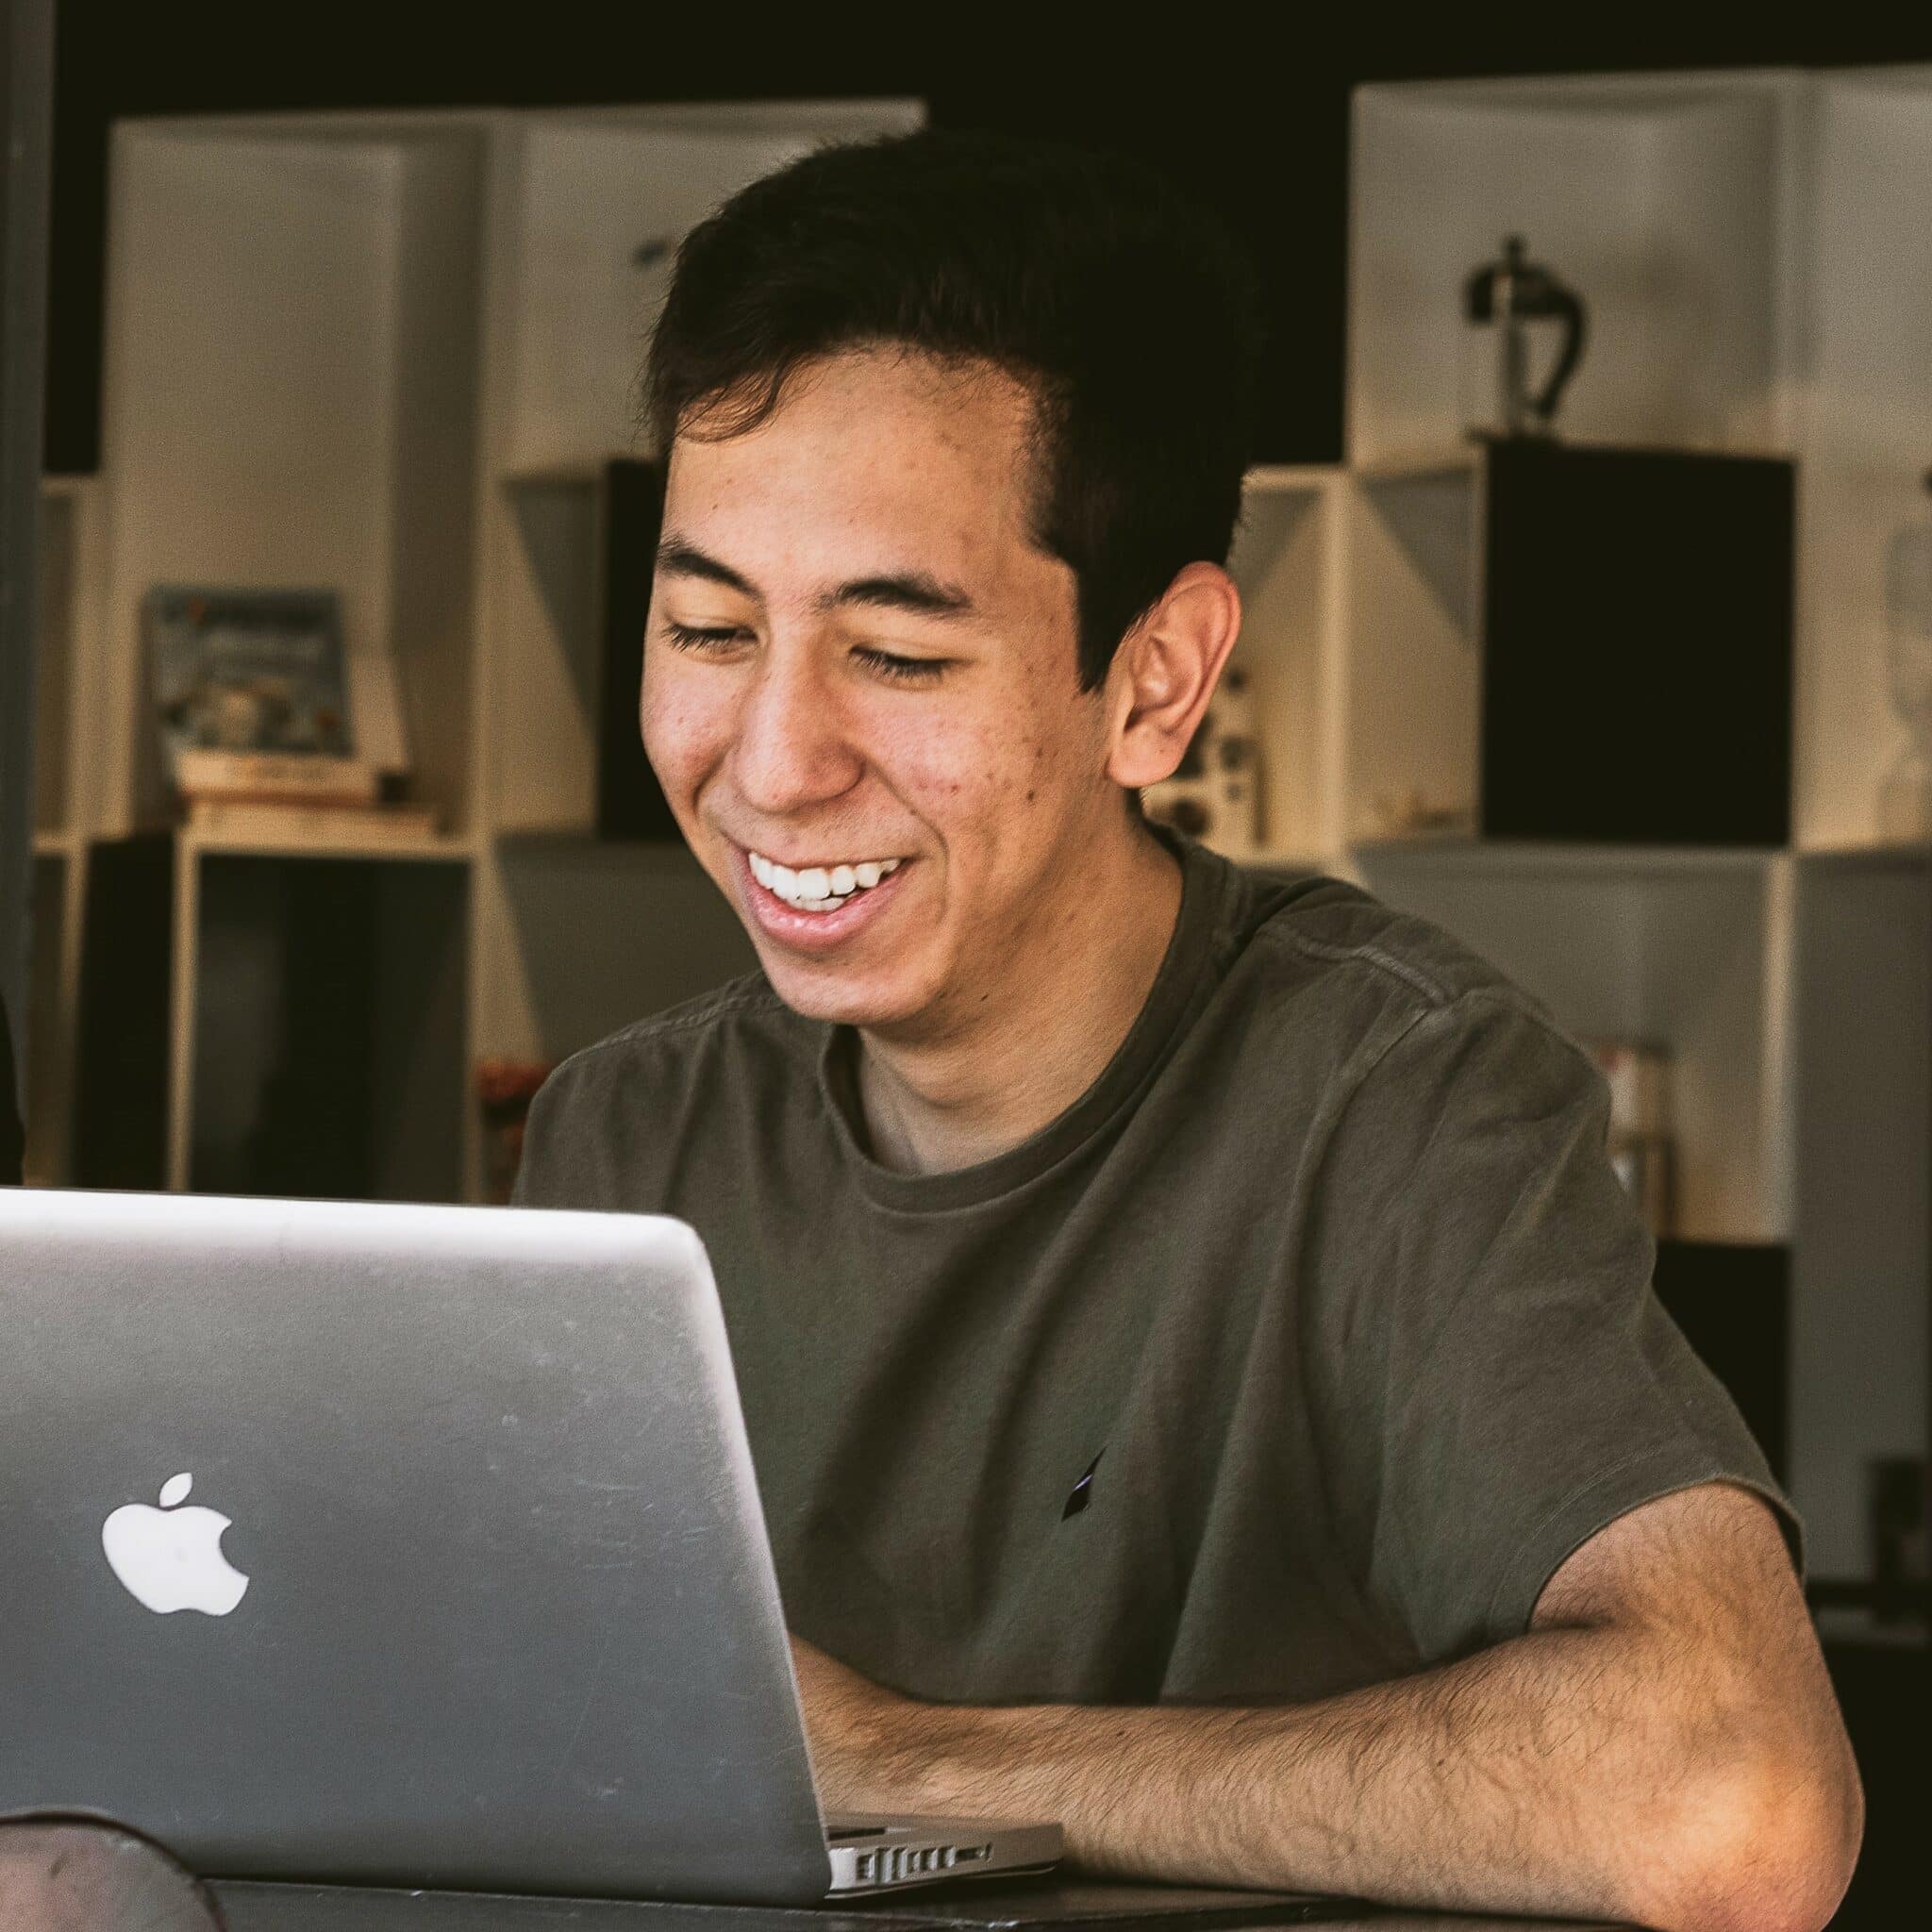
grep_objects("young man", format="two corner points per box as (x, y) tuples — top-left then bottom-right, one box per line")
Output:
(515, 132), (1860, 1928)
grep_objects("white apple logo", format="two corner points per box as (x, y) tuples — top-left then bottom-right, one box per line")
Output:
(101, 1472), (250, 1616)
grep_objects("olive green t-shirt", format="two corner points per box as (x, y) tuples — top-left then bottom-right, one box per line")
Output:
(514, 832), (1790, 1706)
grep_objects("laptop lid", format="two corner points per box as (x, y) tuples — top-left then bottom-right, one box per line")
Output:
(0, 1190), (834, 1904)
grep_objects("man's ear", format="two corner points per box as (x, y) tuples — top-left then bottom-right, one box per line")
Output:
(1103, 562), (1242, 791)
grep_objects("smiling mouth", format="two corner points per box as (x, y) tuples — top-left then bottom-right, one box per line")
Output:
(746, 849), (906, 914)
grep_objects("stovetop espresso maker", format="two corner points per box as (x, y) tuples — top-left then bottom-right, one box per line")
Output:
(1460, 233), (1589, 440)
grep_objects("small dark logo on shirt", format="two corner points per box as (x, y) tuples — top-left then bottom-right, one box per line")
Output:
(1062, 1450), (1105, 1520)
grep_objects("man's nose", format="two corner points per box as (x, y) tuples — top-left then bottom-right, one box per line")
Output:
(727, 644), (864, 816)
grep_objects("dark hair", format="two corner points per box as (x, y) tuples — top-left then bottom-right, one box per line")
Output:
(644, 129), (1263, 691)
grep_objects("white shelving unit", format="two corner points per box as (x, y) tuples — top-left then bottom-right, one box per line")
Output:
(1327, 65), (1932, 1581)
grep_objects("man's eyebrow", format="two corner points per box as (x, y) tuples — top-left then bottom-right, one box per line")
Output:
(655, 539), (975, 622)
(655, 539), (758, 598)
(815, 572), (976, 621)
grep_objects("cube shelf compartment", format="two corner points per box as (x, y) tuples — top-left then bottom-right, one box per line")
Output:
(99, 119), (490, 841)
(1348, 72), (1807, 468)
(68, 838), (469, 1204)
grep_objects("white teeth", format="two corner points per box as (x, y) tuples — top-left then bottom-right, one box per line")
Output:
(746, 850), (904, 912)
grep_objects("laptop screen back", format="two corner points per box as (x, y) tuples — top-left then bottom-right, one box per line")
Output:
(0, 1190), (832, 1903)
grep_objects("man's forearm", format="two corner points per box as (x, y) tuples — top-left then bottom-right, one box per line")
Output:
(808, 1623), (1840, 1931)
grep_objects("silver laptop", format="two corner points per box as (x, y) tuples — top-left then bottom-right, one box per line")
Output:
(0, 1189), (1061, 1902)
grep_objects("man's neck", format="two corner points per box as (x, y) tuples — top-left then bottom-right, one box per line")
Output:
(854, 825), (1185, 1174)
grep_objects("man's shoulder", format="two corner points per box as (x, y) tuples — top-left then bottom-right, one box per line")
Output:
(514, 972), (822, 1210)
(1237, 869), (1549, 1030)
(1207, 873), (1620, 1172)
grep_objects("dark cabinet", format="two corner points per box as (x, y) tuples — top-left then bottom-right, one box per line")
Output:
(1477, 441), (1794, 846)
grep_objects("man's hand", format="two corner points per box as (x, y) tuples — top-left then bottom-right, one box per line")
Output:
(787, 1484), (1861, 1932)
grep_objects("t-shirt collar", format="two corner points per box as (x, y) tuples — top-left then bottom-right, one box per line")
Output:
(814, 825), (1237, 1213)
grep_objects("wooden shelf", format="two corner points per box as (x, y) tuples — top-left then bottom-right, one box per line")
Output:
(1241, 463), (1339, 496)
(1795, 841), (1932, 871)
(1351, 448), (1479, 483)
(1351, 837), (1782, 874)
(181, 826), (474, 866)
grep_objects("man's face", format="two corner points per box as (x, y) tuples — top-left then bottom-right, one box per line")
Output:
(641, 347), (1122, 1036)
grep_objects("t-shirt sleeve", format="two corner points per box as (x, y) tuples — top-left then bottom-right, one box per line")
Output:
(510, 1057), (602, 1209)
(1303, 990), (1797, 1665)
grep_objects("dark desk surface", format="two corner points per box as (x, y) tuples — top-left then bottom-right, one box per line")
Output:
(208, 1877), (1616, 1932)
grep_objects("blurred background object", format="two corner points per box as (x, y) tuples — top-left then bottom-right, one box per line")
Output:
(1585, 1040), (1674, 1235)
(1141, 665), (1264, 859)
(476, 1056), (555, 1205)
(1458, 233), (1589, 441)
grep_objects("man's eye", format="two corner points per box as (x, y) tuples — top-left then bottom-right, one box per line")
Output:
(661, 622), (746, 654)
(853, 645), (949, 686)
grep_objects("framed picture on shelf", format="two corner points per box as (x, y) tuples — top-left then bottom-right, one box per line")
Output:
(146, 585), (351, 782)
